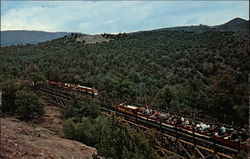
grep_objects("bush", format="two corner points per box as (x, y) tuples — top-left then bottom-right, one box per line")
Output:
(97, 116), (158, 159)
(1, 80), (20, 113)
(153, 85), (173, 111)
(62, 119), (76, 140)
(63, 115), (158, 159)
(62, 95), (100, 120)
(15, 89), (44, 120)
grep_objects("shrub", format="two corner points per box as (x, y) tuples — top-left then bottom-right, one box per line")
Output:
(63, 115), (158, 159)
(15, 89), (44, 120)
(62, 119), (76, 140)
(62, 95), (100, 120)
(1, 80), (19, 113)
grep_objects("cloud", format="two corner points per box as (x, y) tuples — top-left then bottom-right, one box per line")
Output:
(186, 18), (198, 25)
(1, 1), (249, 34)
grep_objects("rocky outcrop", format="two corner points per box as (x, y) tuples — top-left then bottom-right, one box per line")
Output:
(75, 34), (111, 44)
(0, 117), (97, 159)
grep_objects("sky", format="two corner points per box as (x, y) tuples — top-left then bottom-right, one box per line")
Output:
(1, 1), (249, 34)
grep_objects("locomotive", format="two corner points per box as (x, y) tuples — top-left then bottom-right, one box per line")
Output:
(46, 80), (98, 96)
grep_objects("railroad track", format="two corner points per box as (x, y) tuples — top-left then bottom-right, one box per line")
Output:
(34, 86), (241, 159)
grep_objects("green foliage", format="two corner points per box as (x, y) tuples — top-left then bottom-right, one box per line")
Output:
(63, 115), (158, 159)
(153, 85), (173, 111)
(1, 80), (20, 112)
(15, 89), (44, 120)
(208, 74), (248, 125)
(45, 67), (61, 82)
(62, 95), (100, 120)
(98, 116), (158, 159)
(25, 64), (46, 83)
(1, 80), (44, 120)
(62, 118), (76, 140)
(115, 80), (137, 101)
(176, 79), (209, 114)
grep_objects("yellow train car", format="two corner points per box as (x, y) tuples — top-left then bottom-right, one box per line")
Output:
(117, 104), (138, 115)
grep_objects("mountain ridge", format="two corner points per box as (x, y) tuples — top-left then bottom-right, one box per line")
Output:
(1, 30), (70, 47)
(1, 17), (249, 47)
(156, 17), (249, 33)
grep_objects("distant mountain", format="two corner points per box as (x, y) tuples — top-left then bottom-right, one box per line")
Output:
(215, 17), (249, 33)
(1, 30), (70, 47)
(157, 18), (249, 34)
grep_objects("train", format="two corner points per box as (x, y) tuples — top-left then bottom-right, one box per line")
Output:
(46, 80), (98, 96)
(113, 103), (248, 150)
(41, 80), (248, 150)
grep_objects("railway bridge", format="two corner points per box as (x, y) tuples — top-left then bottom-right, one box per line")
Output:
(33, 85), (243, 159)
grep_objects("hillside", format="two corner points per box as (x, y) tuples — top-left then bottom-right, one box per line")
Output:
(1, 30), (70, 47)
(0, 19), (249, 126)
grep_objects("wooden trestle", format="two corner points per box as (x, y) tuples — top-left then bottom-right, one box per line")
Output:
(34, 86), (240, 159)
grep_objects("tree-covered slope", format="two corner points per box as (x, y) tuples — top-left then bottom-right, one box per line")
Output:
(1, 29), (249, 126)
